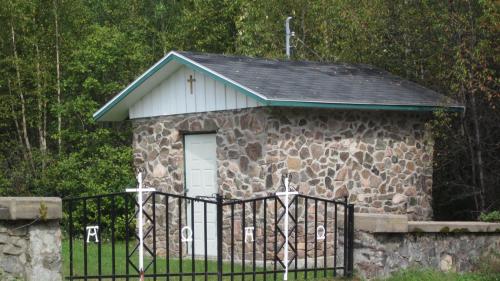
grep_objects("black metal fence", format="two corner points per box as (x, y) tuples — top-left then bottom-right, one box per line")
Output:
(63, 191), (354, 280)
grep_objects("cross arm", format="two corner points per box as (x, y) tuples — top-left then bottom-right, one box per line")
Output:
(125, 188), (156, 193)
(275, 191), (299, 196)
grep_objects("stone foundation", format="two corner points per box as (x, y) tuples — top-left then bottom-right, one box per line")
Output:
(0, 198), (62, 281)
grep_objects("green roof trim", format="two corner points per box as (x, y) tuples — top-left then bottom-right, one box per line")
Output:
(93, 51), (270, 121)
(268, 100), (464, 112)
(93, 51), (464, 121)
(93, 54), (175, 121)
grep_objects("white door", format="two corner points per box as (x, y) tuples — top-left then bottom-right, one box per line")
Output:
(185, 134), (217, 256)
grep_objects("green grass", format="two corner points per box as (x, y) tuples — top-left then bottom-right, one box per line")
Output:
(376, 268), (500, 281)
(62, 239), (343, 280)
(63, 240), (500, 281)
(379, 251), (500, 281)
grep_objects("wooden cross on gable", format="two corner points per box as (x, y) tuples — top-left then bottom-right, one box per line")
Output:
(187, 75), (196, 94)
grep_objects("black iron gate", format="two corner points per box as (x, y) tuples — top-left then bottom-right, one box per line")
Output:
(63, 191), (354, 280)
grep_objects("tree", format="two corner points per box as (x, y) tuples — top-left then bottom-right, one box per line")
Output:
(0, 0), (497, 220)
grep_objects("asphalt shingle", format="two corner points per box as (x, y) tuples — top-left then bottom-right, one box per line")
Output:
(178, 51), (461, 108)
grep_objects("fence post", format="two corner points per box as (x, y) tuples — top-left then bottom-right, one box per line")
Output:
(68, 201), (74, 281)
(343, 196), (348, 276)
(216, 193), (223, 281)
(347, 204), (355, 277)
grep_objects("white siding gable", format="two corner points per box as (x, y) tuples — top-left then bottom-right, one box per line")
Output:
(129, 66), (261, 119)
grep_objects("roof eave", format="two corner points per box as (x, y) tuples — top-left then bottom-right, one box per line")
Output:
(93, 51), (464, 122)
(268, 100), (465, 112)
(93, 51), (177, 121)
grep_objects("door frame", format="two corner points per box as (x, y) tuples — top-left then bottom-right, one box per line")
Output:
(183, 131), (218, 256)
(182, 131), (218, 197)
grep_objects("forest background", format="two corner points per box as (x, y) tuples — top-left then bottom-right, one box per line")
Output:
(0, 0), (498, 220)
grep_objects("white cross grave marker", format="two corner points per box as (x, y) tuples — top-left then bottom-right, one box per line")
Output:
(275, 176), (298, 281)
(126, 172), (155, 281)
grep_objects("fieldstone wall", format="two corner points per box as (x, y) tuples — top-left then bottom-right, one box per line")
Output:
(0, 198), (62, 281)
(133, 106), (433, 260)
(355, 230), (500, 279)
(133, 107), (434, 220)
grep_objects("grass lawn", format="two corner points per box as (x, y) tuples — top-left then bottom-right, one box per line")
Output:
(63, 240), (500, 281)
(377, 268), (500, 281)
(62, 239), (343, 280)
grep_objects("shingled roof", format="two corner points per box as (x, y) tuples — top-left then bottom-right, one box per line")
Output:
(179, 51), (461, 109)
(94, 51), (463, 121)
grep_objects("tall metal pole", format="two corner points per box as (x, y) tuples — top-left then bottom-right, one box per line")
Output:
(285, 17), (293, 59)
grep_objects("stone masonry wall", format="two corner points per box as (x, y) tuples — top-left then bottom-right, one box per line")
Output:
(133, 107), (434, 220)
(0, 197), (62, 281)
(133, 107), (433, 259)
(355, 231), (500, 279)
(0, 221), (62, 281)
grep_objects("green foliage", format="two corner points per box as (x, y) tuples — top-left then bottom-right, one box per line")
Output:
(0, 0), (498, 224)
(480, 211), (500, 223)
(38, 144), (134, 197)
(39, 201), (48, 221)
(173, 0), (239, 53)
(42, 144), (135, 238)
(63, 196), (136, 241)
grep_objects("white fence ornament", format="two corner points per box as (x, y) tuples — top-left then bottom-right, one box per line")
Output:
(86, 226), (99, 243)
(316, 225), (326, 240)
(125, 172), (155, 278)
(181, 226), (193, 242)
(244, 227), (255, 243)
(275, 176), (299, 281)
